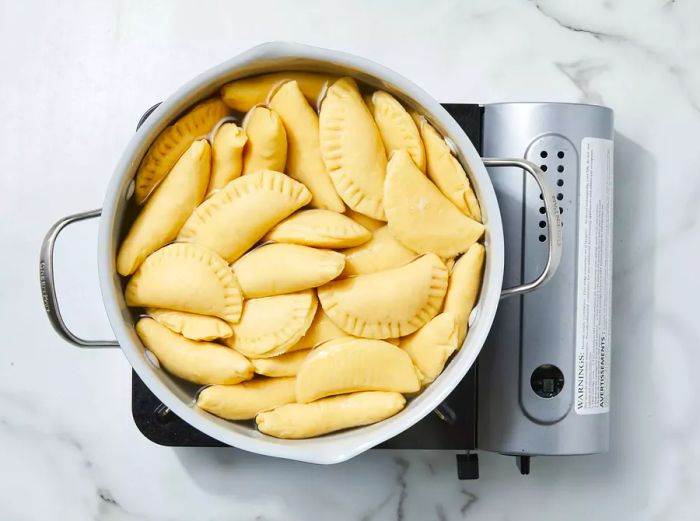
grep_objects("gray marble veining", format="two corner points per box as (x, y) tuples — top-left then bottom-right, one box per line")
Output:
(1, 0), (699, 519)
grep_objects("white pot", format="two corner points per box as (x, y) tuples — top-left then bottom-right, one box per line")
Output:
(40, 42), (562, 464)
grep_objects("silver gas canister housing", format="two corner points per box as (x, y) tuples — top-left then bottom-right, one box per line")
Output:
(478, 102), (614, 461)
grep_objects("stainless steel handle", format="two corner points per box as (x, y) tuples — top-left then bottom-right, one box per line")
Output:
(482, 158), (563, 299)
(40, 209), (119, 348)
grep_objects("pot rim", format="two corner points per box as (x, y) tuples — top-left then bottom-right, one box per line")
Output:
(97, 42), (505, 464)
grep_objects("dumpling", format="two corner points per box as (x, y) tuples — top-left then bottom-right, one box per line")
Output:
(268, 81), (345, 211)
(400, 312), (459, 385)
(207, 122), (247, 195)
(288, 308), (347, 351)
(371, 91), (426, 172)
(443, 243), (485, 345)
(134, 98), (230, 203)
(178, 170), (311, 263)
(384, 150), (484, 258)
(420, 118), (482, 221)
(264, 209), (371, 248)
(197, 377), (296, 420)
(408, 109), (423, 129)
(220, 72), (336, 112)
(117, 140), (210, 276)
(319, 77), (387, 220)
(295, 337), (420, 403)
(317, 253), (448, 339)
(251, 349), (310, 377)
(256, 391), (405, 439)
(146, 308), (233, 341)
(224, 290), (317, 358)
(341, 225), (416, 277)
(241, 106), (287, 174)
(232, 243), (345, 298)
(125, 243), (243, 323)
(135, 318), (252, 385)
(344, 208), (384, 232)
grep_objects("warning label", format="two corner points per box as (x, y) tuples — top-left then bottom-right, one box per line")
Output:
(575, 137), (613, 415)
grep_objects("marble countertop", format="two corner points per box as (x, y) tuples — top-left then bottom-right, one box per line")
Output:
(2, 0), (699, 519)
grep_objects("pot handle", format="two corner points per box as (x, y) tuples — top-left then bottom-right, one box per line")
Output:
(40, 209), (119, 348)
(482, 158), (563, 299)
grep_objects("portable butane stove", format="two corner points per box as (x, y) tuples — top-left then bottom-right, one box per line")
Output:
(132, 102), (614, 479)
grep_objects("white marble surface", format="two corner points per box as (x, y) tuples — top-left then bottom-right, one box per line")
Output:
(1, 0), (699, 519)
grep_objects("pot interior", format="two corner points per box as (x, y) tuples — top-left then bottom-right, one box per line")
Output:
(99, 44), (504, 462)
